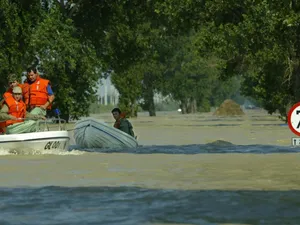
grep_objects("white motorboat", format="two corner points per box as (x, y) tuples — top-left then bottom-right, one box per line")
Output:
(0, 118), (70, 152)
(73, 117), (138, 149)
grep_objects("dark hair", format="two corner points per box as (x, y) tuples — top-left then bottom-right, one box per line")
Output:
(26, 66), (37, 73)
(111, 108), (121, 114)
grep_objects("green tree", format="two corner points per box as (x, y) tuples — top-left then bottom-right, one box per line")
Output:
(210, 76), (244, 107)
(27, 6), (101, 121)
(111, 66), (143, 117)
(71, 1), (171, 117)
(154, 0), (300, 120)
(162, 34), (222, 113)
(0, 0), (43, 93)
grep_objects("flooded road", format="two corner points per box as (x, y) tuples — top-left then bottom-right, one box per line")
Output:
(1, 110), (299, 225)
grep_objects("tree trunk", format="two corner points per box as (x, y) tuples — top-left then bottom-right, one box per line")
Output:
(129, 102), (138, 118)
(190, 98), (197, 113)
(143, 83), (156, 116)
(180, 99), (188, 114)
(148, 101), (156, 116)
(186, 98), (191, 114)
(185, 98), (197, 114)
(147, 92), (156, 116)
(294, 62), (300, 102)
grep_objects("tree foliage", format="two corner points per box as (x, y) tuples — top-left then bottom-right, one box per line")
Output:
(153, 0), (300, 119)
(2, 0), (292, 120)
(27, 6), (101, 120)
(0, 1), (102, 121)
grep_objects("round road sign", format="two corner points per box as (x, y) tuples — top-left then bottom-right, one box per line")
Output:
(288, 102), (300, 136)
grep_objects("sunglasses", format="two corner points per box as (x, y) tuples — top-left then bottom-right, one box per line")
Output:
(13, 93), (22, 95)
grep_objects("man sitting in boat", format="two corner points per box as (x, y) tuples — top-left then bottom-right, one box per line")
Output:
(0, 86), (46, 134)
(0, 73), (23, 105)
(111, 108), (135, 137)
(26, 67), (55, 116)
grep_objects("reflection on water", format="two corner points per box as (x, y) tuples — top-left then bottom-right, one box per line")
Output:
(0, 142), (300, 225)
(1, 186), (300, 225)
(0, 142), (298, 155)
(69, 143), (300, 154)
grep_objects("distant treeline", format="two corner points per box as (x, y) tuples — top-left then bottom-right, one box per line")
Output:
(1, 1), (296, 120)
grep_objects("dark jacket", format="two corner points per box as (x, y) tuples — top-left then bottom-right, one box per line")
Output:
(114, 118), (135, 137)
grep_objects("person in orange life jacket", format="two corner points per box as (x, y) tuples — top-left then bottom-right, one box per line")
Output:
(0, 86), (46, 134)
(0, 74), (22, 105)
(0, 74), (22, 134)
(111, 108), (135, 137)
(26, 67), (55, 116)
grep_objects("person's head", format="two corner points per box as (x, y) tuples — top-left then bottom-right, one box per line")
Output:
(7, 74), (19, 89)
(111, 108), (122, 120)
(12, 86), (23, 101)
(26, 66), (38, 82)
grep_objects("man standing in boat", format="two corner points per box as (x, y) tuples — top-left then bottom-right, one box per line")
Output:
(0, 86), (46, 134)
(26, 67), (55, 116)
(111, 108), (135, 138)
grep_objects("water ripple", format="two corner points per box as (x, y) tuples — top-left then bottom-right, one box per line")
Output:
(0, 143), (298, 156)
(72, 143), (300, 154)
(1, 186), (300, 225)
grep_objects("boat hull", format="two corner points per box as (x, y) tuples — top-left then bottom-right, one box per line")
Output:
(74, 118), (138, 149)
(0, 131), (70, 152)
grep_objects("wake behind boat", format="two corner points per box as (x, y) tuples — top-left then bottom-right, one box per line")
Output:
(0, 119), (70, 153)
(74, 117), (138, 149)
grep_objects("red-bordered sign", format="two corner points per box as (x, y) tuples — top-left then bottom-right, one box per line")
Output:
(288, 102), (300, 136)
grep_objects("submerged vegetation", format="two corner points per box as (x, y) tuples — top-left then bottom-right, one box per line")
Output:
(1, 1), (297, 120)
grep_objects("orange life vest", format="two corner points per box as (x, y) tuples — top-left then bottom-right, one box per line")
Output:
(3, 89), (12, 100)
(29, 76), (52, 109)
(22, 81), (30, 106)
(0, 96), (26, 128)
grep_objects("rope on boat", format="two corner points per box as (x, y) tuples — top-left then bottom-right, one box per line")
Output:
(67, 124), (90, 132)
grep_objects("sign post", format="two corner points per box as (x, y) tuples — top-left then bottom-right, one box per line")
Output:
(288, 102), (300, 146)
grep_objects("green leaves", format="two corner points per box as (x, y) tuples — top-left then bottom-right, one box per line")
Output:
(155, 0), (300, 118)
(4, 0), (299, 120)
(0, 0), (34, 90)
(28, 5), (101, 119)
(0, 1), (102, 120)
